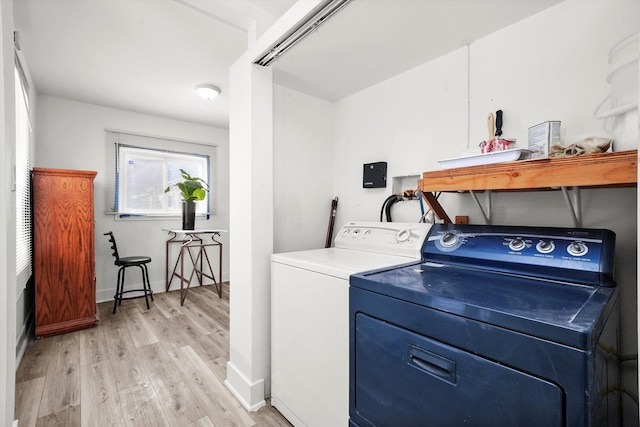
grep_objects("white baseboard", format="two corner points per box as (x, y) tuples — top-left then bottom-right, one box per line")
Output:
(224, 360), (266, 412)
(96, 279), (167, 303)
(96, 275), (227, 303)
(15, 312), (34, 364)
(15, 292), (34, 368)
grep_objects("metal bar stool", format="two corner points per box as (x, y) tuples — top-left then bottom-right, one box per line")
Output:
(104, 231), (154, 313)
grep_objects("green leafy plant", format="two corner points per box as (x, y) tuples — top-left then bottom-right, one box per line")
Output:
(164, 169), (209, 202)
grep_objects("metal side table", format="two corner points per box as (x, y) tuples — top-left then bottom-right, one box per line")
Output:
(164, 229), (226, 305)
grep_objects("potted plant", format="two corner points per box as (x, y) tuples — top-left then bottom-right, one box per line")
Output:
(164, 168), (209, 230)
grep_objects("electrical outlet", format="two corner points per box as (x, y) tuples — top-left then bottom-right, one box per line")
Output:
(455, 216), (469, 224)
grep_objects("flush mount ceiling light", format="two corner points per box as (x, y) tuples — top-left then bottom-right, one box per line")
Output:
(195, 84), (221, 101)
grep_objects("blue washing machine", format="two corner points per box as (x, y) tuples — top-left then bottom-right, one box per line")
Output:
(349, 224), (620, 427)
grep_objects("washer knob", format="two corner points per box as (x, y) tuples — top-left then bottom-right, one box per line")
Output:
(440, 232), (459, 247)
(567, 241), (588, 256)
(509, 238), (526, 251)
(396, 229), (410, 242)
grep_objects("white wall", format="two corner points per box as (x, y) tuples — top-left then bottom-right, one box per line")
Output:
(332, 46), (470, 225)
(273, 85), (335, 253)
(330, 1), (639, 227)
(274, 0), (639, 422)
(0, 0), (17, 424)
(35, 95), (230, 302)
(225, 0), (325, 411)
(469, 0), (639, 148)
(227, 53), (275, 410)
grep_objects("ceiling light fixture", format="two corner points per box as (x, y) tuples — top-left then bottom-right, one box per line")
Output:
(254, 0), (352, 67)
(195, 84), (221, 101)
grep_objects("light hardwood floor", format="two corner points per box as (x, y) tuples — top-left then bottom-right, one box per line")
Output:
(15, 283), (292, 427)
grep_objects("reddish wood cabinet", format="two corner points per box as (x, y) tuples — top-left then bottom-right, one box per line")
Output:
(33, 167), (98, 337)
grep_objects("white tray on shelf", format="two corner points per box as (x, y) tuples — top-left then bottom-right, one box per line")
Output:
(438, 149), (533, 169)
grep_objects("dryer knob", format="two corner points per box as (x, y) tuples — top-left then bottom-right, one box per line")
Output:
(568, 241), (588, 256)
(509, 238), (525, 251)
(536, 240), (555, 253)
(440, 232), (459, 247)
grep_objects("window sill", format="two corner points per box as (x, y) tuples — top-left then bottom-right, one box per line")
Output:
(105, 212), (211, 221)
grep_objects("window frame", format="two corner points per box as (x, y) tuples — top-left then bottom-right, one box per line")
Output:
(106, 130), (216, 220)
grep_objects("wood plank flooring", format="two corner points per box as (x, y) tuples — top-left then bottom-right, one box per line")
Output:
(15, 283), (292, 427)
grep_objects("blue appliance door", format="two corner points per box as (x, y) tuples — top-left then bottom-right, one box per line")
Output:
(352, 313), (564, 427)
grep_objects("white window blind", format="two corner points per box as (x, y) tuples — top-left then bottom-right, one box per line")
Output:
(105, 130), (216, 217)
(15, 58), (33, 295)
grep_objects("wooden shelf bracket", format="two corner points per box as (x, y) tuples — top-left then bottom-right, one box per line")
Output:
(420, 191), (452, 223)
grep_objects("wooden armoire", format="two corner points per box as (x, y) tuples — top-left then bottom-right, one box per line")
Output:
(33, 167), (98, 337)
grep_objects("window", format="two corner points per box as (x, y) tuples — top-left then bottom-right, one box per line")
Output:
(118, 145), (209, 214)
(15, 56), (33, 294)
(106, 131), (215, 217)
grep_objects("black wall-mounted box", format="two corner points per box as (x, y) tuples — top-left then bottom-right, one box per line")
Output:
(363, 162), (387, 188)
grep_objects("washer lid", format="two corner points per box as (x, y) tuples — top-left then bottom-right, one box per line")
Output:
(350, 262), (617, 349)
(272, 247), (417, 280)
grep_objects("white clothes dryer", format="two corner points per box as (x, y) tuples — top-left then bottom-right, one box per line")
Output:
(271, 221), (431, 427)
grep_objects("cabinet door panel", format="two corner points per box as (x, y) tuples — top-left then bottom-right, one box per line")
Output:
(33, 168), (97, 337)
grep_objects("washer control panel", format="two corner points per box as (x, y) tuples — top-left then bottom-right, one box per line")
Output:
(424, 223), (616, 286)
(334, 221), (432, 258)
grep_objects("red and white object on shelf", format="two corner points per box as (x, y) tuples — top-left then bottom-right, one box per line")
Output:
(481, 111), (516, 153)
(481, 138), (516, 153)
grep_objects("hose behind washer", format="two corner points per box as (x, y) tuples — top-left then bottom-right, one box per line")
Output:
(380, 194), (402, 222)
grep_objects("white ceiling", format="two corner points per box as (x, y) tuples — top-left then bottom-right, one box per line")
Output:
(272, 0), (562, 101)
(14, 0), (562, 128)
(13, 0), (296, 128)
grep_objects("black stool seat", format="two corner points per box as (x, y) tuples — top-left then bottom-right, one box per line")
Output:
(104, 231), (154, 313)
(118, 256), (152, 266)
